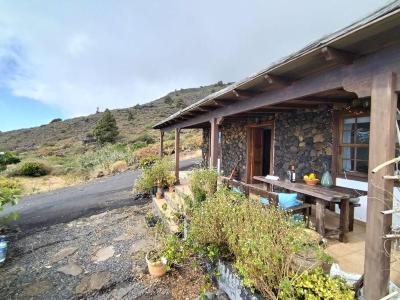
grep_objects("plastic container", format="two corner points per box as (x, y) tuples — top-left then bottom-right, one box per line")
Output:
(0, 235), (8, 263)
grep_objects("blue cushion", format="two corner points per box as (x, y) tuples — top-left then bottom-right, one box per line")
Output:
(260, 197), (270, 205)
(278, 193), (301, 209)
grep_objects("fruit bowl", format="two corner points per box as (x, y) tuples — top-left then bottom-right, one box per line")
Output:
(304, 178), (319, 186)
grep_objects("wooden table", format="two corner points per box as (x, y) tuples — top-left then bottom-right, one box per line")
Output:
(253, 176), (363, 242)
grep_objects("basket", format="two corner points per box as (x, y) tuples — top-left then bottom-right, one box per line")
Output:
(304, 179), (319, 186)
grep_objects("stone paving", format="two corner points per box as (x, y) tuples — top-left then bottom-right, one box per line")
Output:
(0, 202), (173, 299)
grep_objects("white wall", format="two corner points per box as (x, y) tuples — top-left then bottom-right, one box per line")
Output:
(335, 178), (400, 227)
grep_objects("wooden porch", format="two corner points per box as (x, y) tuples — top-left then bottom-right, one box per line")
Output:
(154, 4), (400, 298)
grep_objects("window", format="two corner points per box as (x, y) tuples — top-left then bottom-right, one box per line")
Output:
(338, 114), (370, 177)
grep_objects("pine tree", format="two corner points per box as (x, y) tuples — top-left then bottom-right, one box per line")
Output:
(92, 109), (119, 144)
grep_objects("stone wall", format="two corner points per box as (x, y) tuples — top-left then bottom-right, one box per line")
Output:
(274, 107), (333, 179)
(201, 128), (210, 168)
(201, 106), (334, 182)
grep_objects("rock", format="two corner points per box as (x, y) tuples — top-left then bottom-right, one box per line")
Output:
(57, 262), (83, 276)
(92, 246), (115, 262)
(75, 271), (112, 294)
(51, 246), (78, 263)
(97, 171), (105, 178)
(313, 133), (324, 143)
(23, 280), (52, 297)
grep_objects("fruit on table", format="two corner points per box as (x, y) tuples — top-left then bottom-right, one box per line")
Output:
(304, 173), (317, 180)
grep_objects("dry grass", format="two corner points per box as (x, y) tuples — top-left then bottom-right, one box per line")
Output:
(16, 175), (85, 196)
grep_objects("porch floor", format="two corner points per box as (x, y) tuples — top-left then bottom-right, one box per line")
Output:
(319, 208), (400, 286)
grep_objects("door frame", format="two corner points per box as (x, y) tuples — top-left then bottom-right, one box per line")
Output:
(245, 120), (275, 183)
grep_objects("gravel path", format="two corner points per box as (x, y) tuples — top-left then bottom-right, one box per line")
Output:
(0, 201), (174, 299)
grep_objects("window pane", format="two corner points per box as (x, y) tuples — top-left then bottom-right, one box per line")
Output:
(356, 147), (369, 161)
(342, 159), (354, 172)
(356, 122), (370, 144)
(356, 160), (368, 173)
(342, 131), (353, 144)
(343, 117), (356, 132)
(357, 116), (370, 124)
(342, 147), (355, 159)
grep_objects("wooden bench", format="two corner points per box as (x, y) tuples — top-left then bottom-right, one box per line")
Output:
(247, 184), (312, 227)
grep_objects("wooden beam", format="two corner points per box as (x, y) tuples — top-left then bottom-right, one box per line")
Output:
(160, 131), (164, 158)
(232, 89), (259, 98)
(364, 71), (397, 300)
(264, 74), (292, 87)
(159, 46), (400, 131)
(174, 128), (180, 184)
(210, 118), (219, 169)
(321, 46), (359, 65)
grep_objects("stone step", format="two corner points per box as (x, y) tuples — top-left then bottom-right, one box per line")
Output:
(164, 191), (185, 212)
(174, 184), (193, 200)
(152, 196), (179, 233)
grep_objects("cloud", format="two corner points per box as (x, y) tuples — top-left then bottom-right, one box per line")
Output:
(0, 0), (385, 117)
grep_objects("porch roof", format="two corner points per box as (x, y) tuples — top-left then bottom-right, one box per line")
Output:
(153, 1), (400, 130)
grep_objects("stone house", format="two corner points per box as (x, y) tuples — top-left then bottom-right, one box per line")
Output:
(154, 2), (400, 299)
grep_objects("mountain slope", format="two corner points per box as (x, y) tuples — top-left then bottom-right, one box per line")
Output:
(0, 82), (229, 152)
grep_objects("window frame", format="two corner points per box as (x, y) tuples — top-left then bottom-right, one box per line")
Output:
(335, 111), (370, 181)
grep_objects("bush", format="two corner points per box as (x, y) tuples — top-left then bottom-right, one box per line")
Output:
(190, 187), (313, 299)
(138, 155), (159, 169)
(80, 144), (135, 172)
(134, 133), (155, 145)
(0, 152), (21, 171)
(279, 268), (354, 299)
(133, 158), (174, 193)
(0, 177), (21, 221)
(188, 168), (218, 205)
(11, 161), (51, 177)
(50, 118), (62, 123)
(131, 141), (147, 151)
(92, 109), (119, 144)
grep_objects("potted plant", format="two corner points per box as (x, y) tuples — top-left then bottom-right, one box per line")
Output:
(156, 179), (163, 199)
(146, 249), (167, 277)
(146, 223), (167, 277)
(166, 174), (175, 192)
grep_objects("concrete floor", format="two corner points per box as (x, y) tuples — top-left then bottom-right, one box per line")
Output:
(320, 208), (400, 286)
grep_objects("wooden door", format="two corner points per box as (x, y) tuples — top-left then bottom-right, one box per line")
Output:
(246, 127), (264, 183)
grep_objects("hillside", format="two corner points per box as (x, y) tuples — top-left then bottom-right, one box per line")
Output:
(0, 82), (229, 152)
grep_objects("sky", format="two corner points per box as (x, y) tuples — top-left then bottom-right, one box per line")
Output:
(0, 0), (389, 132)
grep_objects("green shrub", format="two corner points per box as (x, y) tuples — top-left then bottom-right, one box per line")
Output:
(279, 268), (354, 299)
(138, 155), (158, 169)
(0, 152), (21, 171)
(92, 109), (119, 144)
(190, 187), (313, 299)
(188, 168), (218, 205)
(134, 133), (155, 145)
(131, 141), (147, 150)
(80, 144), (136, 171)
(0, 177), (21, 221)
(133, 158), (174, 193)
(11, 161), (51, 177)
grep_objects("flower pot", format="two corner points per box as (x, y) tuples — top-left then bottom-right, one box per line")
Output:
(292, 248), (332, 274)
(146, 252), (167, 278)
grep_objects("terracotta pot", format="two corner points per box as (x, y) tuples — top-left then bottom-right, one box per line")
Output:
(146, 253), (167, 278)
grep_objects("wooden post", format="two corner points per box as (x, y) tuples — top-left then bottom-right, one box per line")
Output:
(175, 128), (180, 184)
(364, 72), (397, 300)
(160, 131), (164, 158)
(210, 118), (219, 169)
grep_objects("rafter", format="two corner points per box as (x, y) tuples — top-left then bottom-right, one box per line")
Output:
(321, 46), (359, 65)
(232, 89), (259, 98)
(264, 74), (292, 87)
